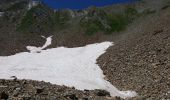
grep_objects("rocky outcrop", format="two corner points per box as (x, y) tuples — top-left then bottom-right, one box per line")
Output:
(0, 79), (116, 100)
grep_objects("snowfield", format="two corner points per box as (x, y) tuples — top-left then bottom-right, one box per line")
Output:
(0, 36), (137, 99)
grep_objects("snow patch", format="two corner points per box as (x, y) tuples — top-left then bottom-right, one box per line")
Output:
(26, 36), (52, 53)
(0, 37), (137, 99)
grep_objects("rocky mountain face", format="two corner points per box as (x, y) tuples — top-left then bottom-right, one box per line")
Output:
(0, 0), (169, 36)
(0, 0), (145, 35)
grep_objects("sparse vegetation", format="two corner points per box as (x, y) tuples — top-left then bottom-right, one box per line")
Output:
(161, 5), (170, 10)
(17, 5), (55, 34)
(17, 5), (72, 34)
(17, 4), (139, 35)
(83, 20), (102, 35)
(106, 14), (130, 33)
(53, 10), (71, 29)
(142, 9), (156, 15)
(80, 7), (139, 35)
(6, 1), (27, 11)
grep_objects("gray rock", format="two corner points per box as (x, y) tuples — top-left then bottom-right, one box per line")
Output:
(0, 92), (9, 100)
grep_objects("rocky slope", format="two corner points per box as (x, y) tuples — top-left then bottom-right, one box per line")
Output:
(98, 7), (170, 100)
(0, 79), (115, 100)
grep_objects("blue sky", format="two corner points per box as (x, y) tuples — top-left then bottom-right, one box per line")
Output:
(40, 0), (136, 10)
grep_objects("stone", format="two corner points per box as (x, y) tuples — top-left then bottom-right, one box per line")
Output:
(64, 94), (78, 100)
(36, 87), (44, 94)
(22, 94), (32, 100)
(0, 92), (9, 100)
(82, 97), (89, 100)
(25, 84), (36, 94)
(96, 90), (110, 96)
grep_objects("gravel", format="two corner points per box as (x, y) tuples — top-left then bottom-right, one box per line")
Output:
(0, 79), (115, 100)
(97, 8), (170, 100)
